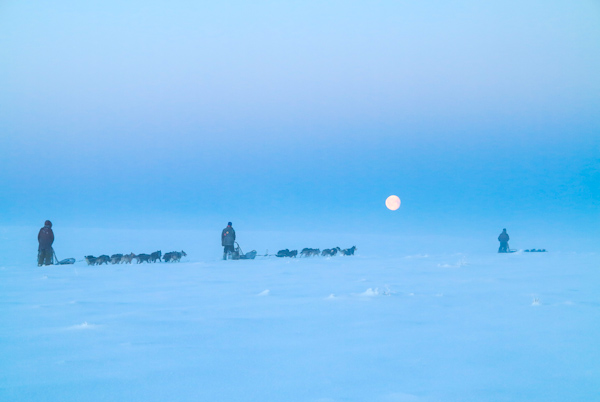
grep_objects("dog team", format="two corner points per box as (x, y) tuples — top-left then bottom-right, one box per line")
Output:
(84, 250), (187, 265)
(277, 246), (357, 258)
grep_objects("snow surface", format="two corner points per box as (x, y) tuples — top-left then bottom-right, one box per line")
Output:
(1, 227), (599, 401)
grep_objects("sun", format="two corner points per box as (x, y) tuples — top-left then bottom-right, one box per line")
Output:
(385, 195), (401, 211)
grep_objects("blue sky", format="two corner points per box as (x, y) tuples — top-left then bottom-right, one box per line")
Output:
(1, 0), (598, 237)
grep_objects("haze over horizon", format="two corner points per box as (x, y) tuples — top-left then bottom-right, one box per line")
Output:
(1, 0), (598, 238)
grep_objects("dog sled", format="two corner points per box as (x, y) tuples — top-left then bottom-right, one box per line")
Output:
(54, 251), (76, 265)
(231, 242), (257, 260)
(56, 258), (76, 265)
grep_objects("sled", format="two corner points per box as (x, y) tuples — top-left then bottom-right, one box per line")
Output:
(232, 242), (257, 260)
(53, 251), (76, 265)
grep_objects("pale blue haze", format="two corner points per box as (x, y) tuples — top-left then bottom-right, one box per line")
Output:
(1, 0), (598, 242)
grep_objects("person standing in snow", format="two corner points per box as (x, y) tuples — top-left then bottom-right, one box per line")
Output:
(498, 228), (510, 253)
(221, 222), (236, 260)
(38, 220), (55, 266)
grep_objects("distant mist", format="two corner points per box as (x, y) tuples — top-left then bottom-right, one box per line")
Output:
(1, 0), (598, 238)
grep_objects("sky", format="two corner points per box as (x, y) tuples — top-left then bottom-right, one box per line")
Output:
(1, 0), (598, 239)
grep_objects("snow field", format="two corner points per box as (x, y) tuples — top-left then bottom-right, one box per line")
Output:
(1, 229), (599, 401)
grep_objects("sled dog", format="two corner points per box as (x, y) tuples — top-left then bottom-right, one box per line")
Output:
(150, 250), (162, 263)
(95, 255), (110, 265)
(121, 253), (135, 264)
(135, 253), (151, 264)
(276, 249), (298, 258)
(164, 250), (187, 262)
(341, 246), (357, 256)
(300, 248), (320, 257)
(110, 254), (123, 264)
(321, 248), (340, 257)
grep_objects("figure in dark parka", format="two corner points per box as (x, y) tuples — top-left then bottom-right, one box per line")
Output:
(221, 222), (236, 260)
(498, 228), (510, 253)
(38, 220), (55, 266)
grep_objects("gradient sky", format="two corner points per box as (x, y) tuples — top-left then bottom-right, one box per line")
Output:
(1, 0), (598, 237)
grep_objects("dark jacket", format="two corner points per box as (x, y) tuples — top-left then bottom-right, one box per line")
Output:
(222, 226), (236, 246)
(498, 231), (509, 242)
(38, 224), (54, 250)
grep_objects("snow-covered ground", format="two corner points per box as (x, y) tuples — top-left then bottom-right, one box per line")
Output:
(1, 227), (599, 401)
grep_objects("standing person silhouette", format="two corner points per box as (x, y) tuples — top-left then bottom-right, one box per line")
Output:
(498, 228), (510, 253)
(221, 222), (236, 260)
(38, 220), (55, 266)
